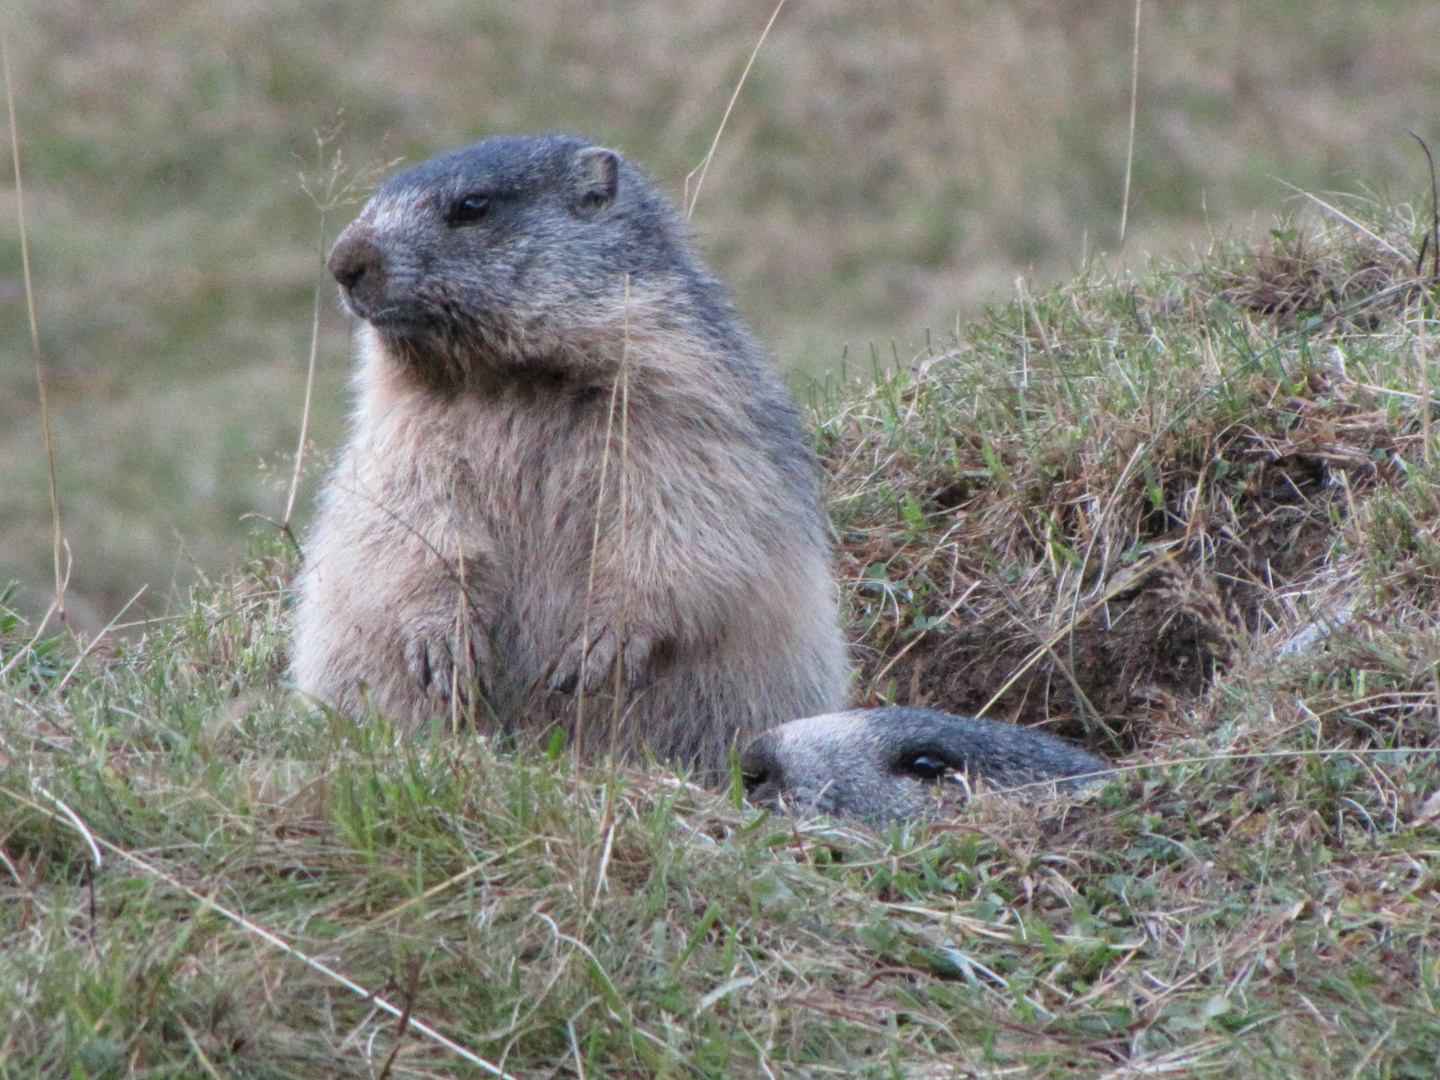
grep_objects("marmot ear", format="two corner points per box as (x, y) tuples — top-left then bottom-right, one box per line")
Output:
(574, 147), (619, 216)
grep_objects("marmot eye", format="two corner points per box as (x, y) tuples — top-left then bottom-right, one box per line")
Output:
(446, 194), (491, 227)
(896, 754), (951, 782)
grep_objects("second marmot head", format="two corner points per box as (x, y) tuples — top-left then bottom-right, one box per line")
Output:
(742, 707), (1110, 820)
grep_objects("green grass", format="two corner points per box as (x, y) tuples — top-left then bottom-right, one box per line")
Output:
(4, 204), (1440, 1076)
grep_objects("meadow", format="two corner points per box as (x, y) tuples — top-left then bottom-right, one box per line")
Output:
(2, 0), (1439, 622)
(4, 2), (1440, 1076)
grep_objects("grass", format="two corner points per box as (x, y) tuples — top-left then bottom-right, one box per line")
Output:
(4, 200), (1440, 1077)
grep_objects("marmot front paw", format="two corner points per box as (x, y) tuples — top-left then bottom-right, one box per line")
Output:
(547, 626), (657, 695)
(403, 615), (493, 703)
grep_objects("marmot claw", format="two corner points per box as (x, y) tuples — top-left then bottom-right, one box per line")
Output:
(548, 627), (656, 695)
(403, 616), (492, 702)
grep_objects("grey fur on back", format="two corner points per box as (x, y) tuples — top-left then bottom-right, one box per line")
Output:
(741, 707), (1110, 821)
(291, 134), (848, 776)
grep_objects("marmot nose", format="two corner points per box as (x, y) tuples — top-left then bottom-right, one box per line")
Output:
(327, 231), (384, 292)
(738, 739), (785, 807)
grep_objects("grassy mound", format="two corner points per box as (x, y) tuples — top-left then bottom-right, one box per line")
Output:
(831, 203), (1438, 750)
(3, 203), (1440, 1077)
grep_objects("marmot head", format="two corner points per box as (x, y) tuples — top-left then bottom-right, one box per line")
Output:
(328, 134), (709, 386)
(741, 707), (1110, 821)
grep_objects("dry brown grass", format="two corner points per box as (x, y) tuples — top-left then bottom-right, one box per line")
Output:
(826, 201), (1439, 766)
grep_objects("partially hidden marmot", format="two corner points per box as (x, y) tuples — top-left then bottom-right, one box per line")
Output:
(742, 707), (1110, 820)
(291, 134), (849, 776)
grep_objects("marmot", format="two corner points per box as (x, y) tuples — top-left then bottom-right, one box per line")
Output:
(291, 133), (849, 776)
(741, 707), (1110, 820)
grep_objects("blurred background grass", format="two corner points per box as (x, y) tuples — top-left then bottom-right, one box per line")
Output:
(2, 0), (1439, 628)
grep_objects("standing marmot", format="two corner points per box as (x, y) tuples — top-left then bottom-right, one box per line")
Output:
(291, 133), (848, 776)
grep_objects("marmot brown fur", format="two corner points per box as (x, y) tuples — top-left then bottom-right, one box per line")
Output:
(291, 134), (848, 776)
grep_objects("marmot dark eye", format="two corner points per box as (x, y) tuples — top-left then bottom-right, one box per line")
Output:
(896, 754), (950, 782)
(446, 194), (491, 227)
